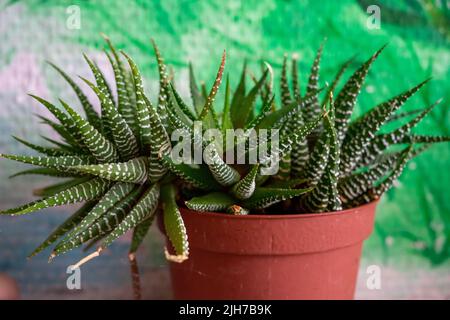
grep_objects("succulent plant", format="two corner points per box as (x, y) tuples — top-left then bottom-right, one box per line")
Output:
(0, 37), (189, 269)
(180, 43), (449, 215)
(1, 37), (449, 278)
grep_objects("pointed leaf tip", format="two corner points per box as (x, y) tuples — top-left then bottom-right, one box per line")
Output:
(100, 32), (109, 41)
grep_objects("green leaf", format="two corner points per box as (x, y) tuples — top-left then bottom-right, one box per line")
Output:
(170, 83), (197, 122)
(33, 177), (93, 197)
(80, 77), (140, 161)
(243, 69), (269, 128)
(61, 99), (119, 163)
(160, 154), (222, 191)
(301, 106), (341, 212)
(275, 154), (291, 180)
(37, 115), (82, 150)
(243, 187), (312, 209)
(388, 109), (423, 123)
(166, 99), (191, 134)
(161, 184), (189, 262)
(357, 99), (441, 167)
(151, 39), (170, 125)
(321, 55), (356, 107)
(221, 74), (233, 134)
(302, 133), (330, 187)
(334, 45), (386, 143)
(280, 55), (292, 107)
(231, 69), (268, 129)
(143, 95), (171, 182)
(28, 201), (96, 258)
(231, 164), (259, 200)
(289, 107), (309, 177)
(398, 135), (450, 144)
(99, 183), (160, 249)
(122, 52), (153, 151)
(120, 54), (171, 181)
(69, 157), (148, 183)
(230, 61), (247, 128)
(42, 138), (84, 157)
(82, 235), (106, 252)
(9, 167), (78, 179)
(199, 51), (226, 121)
(203, 140), (240, 187)
(261, 61), (274, 104)
(63, 182), (136, 242)
(185, 192), (235, 212)
(298, 185), (329, 213)
(12, 136), (73, 157)
(324, 108), (342, 212)
(340, 79), (429, 176)
(339, 149), (404, 205)
(47, 62), (102, 131)
(258, 113), (325, 171)
(346, 79), (430, 139)
(53, 185), (143, 257)
(345, 146), (412, 208)
(303, 42), (324, 122)
(0, 153), (95, 170)
(29, 95), (87, 150)
(257, 89), (321, 130)
(0, 178), (111, 215)
(244, 95), (274, 130)
(291, 54), (301, 100)
(102, 35), (137, 134)
(124, 69), (137, 114)
(188, 62), (205, 115)
(166, 89), (193, 129)
(82, 53), (115, 107)
(129, 217), (153, 255)
(267, 178), (308, 188)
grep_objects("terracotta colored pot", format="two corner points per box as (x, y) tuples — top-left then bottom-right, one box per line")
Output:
(161, 201), (378, 300)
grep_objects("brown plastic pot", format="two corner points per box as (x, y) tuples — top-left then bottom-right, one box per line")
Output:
(161, 201), (378, 300)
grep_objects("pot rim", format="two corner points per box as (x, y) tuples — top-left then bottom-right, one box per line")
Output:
(180, 200), (379, 220)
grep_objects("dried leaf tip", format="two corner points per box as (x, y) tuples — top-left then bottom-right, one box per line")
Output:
(100, 32), (110, 41)
(227, 205), (249, 215)
(48, 252), (56, 263)
(72, 249), (102, 269)
(164, 247), (188, 263)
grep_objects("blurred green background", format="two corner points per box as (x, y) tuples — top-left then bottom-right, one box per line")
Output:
(0, 0), (449, 298)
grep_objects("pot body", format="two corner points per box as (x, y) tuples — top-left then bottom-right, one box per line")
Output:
(161, 201), (377, 300)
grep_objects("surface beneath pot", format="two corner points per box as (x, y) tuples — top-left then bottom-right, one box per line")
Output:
(1, 211), (449, 300)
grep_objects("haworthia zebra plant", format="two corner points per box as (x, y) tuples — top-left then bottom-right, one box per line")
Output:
(180, 44), (449, 215)
(0, 36), (189, 273)
(1, 37), (449, 293)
